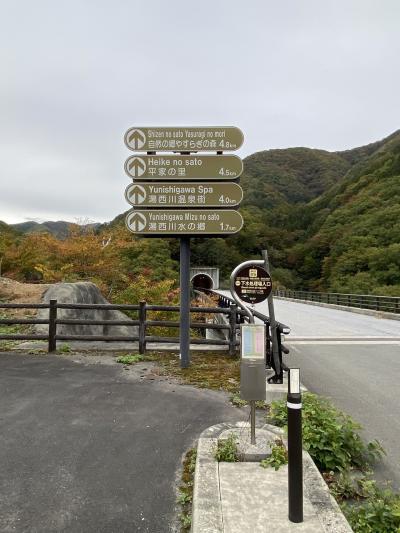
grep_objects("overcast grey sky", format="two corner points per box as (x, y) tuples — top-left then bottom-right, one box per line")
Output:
(1, 0), (399, 224)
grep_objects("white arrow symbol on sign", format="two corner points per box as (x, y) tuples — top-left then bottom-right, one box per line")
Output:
(128, 212), (147, 232)
(127, 129), (146, 149)
(128, 157), (146, 177)
(128, 184), (146, 204)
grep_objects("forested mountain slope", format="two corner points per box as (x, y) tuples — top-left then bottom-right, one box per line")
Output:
(288, 131), (400, 294)
(1, 130), (399, 296)
(190, 130), (400, 293)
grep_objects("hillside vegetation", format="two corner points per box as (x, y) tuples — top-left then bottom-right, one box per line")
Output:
(1, 130), (399, 298)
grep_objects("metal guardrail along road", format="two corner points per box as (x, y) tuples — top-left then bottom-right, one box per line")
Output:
(274, 290), (400, 314)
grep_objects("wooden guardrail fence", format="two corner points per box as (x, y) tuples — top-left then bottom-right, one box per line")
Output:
(0, 300), (243, 355)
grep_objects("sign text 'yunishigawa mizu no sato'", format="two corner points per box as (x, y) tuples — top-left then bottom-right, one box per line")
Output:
(125, 182), (243, 207)
(124, 126), (243, 152)
(124, 154), (243, 180)
(125, 209), (244, 235)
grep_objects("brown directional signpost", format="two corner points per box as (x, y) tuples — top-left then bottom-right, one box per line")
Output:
(125, 154), (243, 180)
(126, 209), (243, 235)
(125, 126), (243, 152)
(123, 125), (244, 367)
(125, 182), (243, 208)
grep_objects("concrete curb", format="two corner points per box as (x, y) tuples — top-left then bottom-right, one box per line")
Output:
(192, 422), (352, 533)
(274, 296), (400, 321)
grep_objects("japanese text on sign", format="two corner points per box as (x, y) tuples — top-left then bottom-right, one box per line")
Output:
(124, 127), (243, 152)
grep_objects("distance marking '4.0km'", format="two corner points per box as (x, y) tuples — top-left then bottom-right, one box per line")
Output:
(125, 182), (244, 207)
(125, 154), (243, 180)
(126, 209), (244, 235)
(124, 127), (244, 152)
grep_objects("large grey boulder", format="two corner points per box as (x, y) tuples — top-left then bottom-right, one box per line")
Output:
(35, 282), (138, 338)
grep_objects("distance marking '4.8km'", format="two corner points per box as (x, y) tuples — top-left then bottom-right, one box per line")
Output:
(125, 182), (243, 207)
(124, 127), (244, 152)
(126, 209), (244, 236)
(124, 154), (243, 180)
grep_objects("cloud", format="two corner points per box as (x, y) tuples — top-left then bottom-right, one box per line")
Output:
(0, 0), (399, 223)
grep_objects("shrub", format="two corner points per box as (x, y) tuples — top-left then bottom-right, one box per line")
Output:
(269, 393), (384, 471)
(342, 484), (400, 532)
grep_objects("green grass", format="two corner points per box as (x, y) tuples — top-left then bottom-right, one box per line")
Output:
(0, 312), (30, 350)
(116, 353), (145, 365)
(145, 351), (240, 392)
(229, 392), (269, 410)
(178, 448), (197, 531)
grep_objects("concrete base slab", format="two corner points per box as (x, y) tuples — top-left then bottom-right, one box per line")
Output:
(219, 427), (278, 462)
(192, 422), (352, 533)
(219, 463), (323, 533)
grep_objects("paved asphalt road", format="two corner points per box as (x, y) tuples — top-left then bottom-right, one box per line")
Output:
(221, 292), (400, 487)
(0, 353), (243, 533)
(288, 343), (400, 490)
(261, 298), (400, 489)
(220, 291), (400, 337)
(269, 298), (400, 337)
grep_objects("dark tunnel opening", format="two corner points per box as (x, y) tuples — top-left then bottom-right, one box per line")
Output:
(191, 273), (214, 290)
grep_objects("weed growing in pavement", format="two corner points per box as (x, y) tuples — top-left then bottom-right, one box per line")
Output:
(229, 392), (247, 407)
(260, 438), (288, 471)
(214, 433), (239, 463)
(179, 512), (192, 530)
(58, 343), (71, 353)
(177, 448), (197, 532)
(116, 353), (145, 365)
(269, 392), (384, 472)
(229, 392), (269, 411)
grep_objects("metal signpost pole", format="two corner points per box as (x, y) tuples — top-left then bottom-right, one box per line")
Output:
(231, 260), (271, 445)
(124, 126), (244, 368)
(180, 237), (190, 367)
(262, 249), (281, 378)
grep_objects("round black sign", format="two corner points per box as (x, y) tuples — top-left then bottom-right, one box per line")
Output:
(233, 265), (272, 304)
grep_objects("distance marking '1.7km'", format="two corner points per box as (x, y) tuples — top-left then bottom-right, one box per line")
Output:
(124, 126), (243, 152)
(125, 182), (244, 207)
(126, 209), (244, 236)
(124, 154), (243, 180)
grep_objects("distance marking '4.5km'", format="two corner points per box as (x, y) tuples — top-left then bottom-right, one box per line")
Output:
(124, 154), (243, 180)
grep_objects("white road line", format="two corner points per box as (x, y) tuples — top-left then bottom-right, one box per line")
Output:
(287, 341), (400, 345)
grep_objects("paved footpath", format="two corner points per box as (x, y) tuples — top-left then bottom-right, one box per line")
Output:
(0, 352), (242, 533)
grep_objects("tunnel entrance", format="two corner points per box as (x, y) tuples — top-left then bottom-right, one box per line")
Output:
(191, 273), (214, 290)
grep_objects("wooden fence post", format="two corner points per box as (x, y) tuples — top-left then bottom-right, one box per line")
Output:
(229, 303), (237, 356)
(48, 299), (57, 353)
(139, 300), (147, 354)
